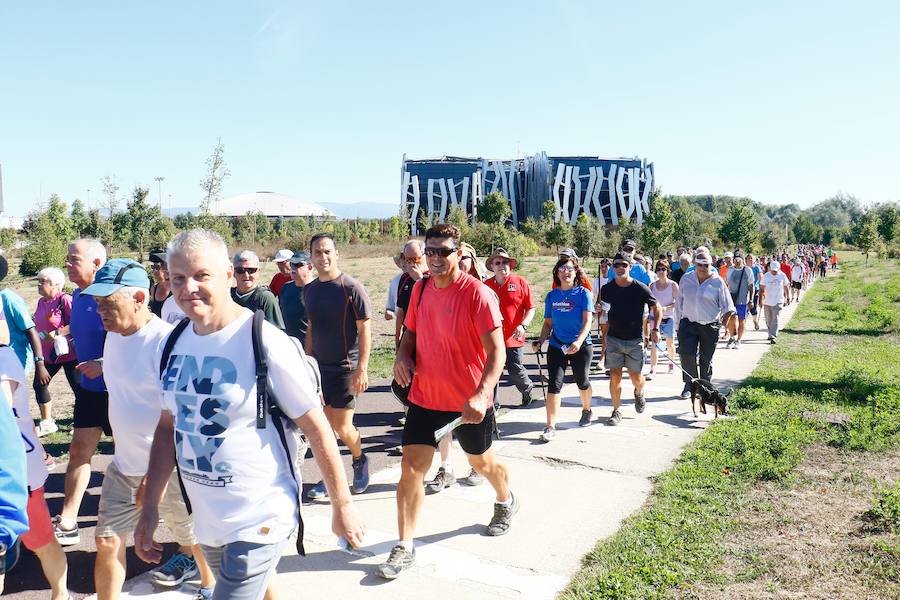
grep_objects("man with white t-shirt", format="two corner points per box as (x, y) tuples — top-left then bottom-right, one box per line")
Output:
(134, 229), (365, 600)
(789, 258), (805, 303)
(760, 260), (791, 344)
(81, 259), (215, 600)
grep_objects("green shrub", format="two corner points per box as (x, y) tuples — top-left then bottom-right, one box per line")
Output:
(830, 387), (900, 450)
(19, 236), (67, 276)
(866, 481), (900, 531)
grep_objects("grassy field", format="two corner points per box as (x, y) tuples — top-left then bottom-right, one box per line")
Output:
(563, 252), (900, 599)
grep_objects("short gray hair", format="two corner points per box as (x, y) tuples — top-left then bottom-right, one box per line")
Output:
(167, 229), (230, 270)
(70, 238), (107, 265)
(679, 253), (692, 263)
(37, 267), (65, 287)
(232, 250), (260, 266)
(403, 239), (424, 257)
(115, 286), (148, 303)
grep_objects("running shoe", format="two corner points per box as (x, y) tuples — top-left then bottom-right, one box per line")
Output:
(460, 468), (485, 486)
(153, 552), (198, 587)
(753, 319), (760, 331)
(376, 545), (416, 580)
(51, 516), (80, 546)
(351, 454), (370, 494)
(634, 392), (646, 413)
(424, 467), (456, 494)
(486, 492), (519, 536)
(725, 338), (735, 349)
(37, 419), (58, 437)
(646, 370), (655, 381)
(734, 340), (741, 349)
(539, 426), (556, 442)
(306, 481), (328, 500)
(520, 391), (534, 407)
(680, 384), (692, 399)
(606, 409), (622, 426)
(579, 409), (592, 427)
(194, 587), (214, 600)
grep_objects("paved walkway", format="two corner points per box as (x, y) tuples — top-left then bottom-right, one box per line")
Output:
(96, 296), (801, 600)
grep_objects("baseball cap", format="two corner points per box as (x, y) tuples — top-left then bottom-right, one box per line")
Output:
(149, 251), (167, 264)
(273, 249), (293, 263)
(290, 250), (311, 265)
(734, 251), (744, 259)
(724, 251), (734, 258)
(694, 252), (712, 265)
(82, 258), (150, 297)
(559, 248), (579, 259)
(770, 261), (781, 271)
(622, 239), (637, 249)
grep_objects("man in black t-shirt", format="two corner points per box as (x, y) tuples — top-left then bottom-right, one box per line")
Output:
(598, 252), (661, 425)
(394, 240), (427, 347)
(279, 250), (315, 344)
(304, 233), (373, 499)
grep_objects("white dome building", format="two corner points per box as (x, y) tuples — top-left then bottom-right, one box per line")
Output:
(212, 191), (334, 218)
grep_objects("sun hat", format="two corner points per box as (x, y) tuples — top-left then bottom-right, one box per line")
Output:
(485, 248), (518, 270)
(81, 258), (150, 297)
(694, 251), (712, 266)
(273, 249), (293, 263)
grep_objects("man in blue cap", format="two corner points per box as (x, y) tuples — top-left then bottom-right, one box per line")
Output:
(81, 258), (215, 599)
(279, 250), (315, 344)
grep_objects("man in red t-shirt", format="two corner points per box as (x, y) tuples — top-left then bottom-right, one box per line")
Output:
(377, 224), (516, 580)
(483, 248), (536, 407)
(269, 249), (293, 296)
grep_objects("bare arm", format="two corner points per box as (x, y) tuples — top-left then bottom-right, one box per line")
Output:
(304, 319), (314, 356)
(531, 317), (553, 351)
(295, 408), (365, 547)
(26, 328), (50, 386)
(567, 310), (593, 354)
(134, 411), (176, 564)
(393, 329), (416, 386)
(351, 319), (370, 394)
(462, 326), (505, 424)
(394, 307), (406, 347)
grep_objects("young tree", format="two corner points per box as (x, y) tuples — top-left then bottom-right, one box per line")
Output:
(718, 201), (760, 251)
(124, 186), (163, 260)
(70, 198), (90, 237)
(573, 214), (603, 260)
(639, 194), (675, 258)
(100, 176), (120, 245)
(855, 211), (881, 266)
(877, 204), (898, 243)
(199, 138), (231, 214)
(544, 219), (573, 252)
(791, 213), (820, 244)
(476, 191), (512, 225)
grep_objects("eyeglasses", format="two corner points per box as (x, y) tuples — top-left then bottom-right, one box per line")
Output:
(557, 265), (576, 272)
(612, 263), (629, 269)
(234, 267), (258, 275)
(655, 268), (667, 273)
(151, 263), (164, 271)
(290, 263), (308, 270)
(424, 247), (457, 258)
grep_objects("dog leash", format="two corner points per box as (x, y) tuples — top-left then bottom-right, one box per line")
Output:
(650, 341), (699, 383)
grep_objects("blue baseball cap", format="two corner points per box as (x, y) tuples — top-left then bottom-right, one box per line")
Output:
(81, 258), (150, 297)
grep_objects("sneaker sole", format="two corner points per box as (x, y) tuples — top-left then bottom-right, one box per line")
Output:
(153, 571), (198, 587)
(55, 534), (80, 547)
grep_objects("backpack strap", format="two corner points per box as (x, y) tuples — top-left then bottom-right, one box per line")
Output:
(251, 309), (306, 556)
(157, 317), (193, 514)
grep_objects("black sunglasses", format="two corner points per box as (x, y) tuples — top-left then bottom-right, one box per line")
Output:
(234, 267), (258, 275)
(424, 247), (457, 258)
(612, 262), (629, 269)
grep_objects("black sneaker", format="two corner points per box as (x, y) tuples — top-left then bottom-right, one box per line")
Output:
(579, 409), (592, 427)
(486, 492), (519, 536)
(520, 391), (534, 407)
(51, 516), (80, 547)
(376, 545), (416, 580)
(634, 393), (646, 413)
(424, 467), (456, 494)
(606, 409), (622, 426)
(769, 337), (776, 345)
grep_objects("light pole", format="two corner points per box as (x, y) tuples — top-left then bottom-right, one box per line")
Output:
(154, 176), (165, 209)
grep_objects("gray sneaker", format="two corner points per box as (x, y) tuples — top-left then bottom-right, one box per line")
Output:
(460, 467), (485, 486)
(539, 426), (556, 442)
(680, 384), (692, 399)
(579, 409), (592, 427)
(376, 545), (416, 580)
(634, 393), (646, 413)
(486, 492), (519, 536)
(607, 409), (622, 426)
(306, 481), (328, 500)
(424, 467), (456, 494)
(153, 552), (198, 587)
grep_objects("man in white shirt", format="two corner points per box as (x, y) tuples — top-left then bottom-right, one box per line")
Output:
(82, 258), (215, 600)
(134, 229), (365, 600)
(760, 261), (791, 344)
(789, 258), (805, 303)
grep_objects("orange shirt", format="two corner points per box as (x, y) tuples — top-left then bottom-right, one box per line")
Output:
(404, 273), (501, 412)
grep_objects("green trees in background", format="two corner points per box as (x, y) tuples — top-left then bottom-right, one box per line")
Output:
(639, 193), (675, 258)
(20, 195), (73, 275)
(718, 201), (760, 250)
(854, 211), (881, 265)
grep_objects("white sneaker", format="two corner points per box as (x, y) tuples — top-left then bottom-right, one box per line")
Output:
(734, 339), (741, 349)
(724, 338), (733, 349)
(37, 419), (58, 437)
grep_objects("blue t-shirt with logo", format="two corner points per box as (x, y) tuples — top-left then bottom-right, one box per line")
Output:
(544, 286), (594, 349)
(1, 288), (36, 369)
(70, 289), (107, 391)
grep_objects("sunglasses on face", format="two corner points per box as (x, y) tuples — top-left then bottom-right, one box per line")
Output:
(612, 263), (629, 269)
(234, 267), (258, 275)
(655, 268), (667, 273)
(151, 263), (164, 270)
(558, 265), (576, 272)
(290, 263), (308, 270)
(424, 247), (457, 258)
(493, 260), (510, 267)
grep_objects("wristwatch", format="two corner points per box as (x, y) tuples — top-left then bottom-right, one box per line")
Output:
(34, 356), (45, 364)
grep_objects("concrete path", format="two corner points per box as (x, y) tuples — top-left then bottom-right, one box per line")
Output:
(103, 299), (800, 600)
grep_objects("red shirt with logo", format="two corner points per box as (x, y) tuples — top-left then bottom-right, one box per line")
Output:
(483, 274), (534, 348)
(404, 272), (502, 412)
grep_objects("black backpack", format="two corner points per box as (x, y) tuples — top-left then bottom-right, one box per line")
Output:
(158, 310), (315, 556)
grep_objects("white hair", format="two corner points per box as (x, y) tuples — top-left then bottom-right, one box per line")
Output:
(403, 239), (424, 256)
(232, 250), (260, 266)
(679, 253), (692, 263)
(70, 238), (107, 265)
(37, 266), (65, 287)
(114, 286), (148, 303)
(167, 229), (230, 270)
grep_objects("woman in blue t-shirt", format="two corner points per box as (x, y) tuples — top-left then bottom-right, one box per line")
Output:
(531, 258), (595, 443)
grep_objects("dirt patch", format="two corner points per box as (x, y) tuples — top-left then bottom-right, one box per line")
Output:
(685, 444), (900, 599)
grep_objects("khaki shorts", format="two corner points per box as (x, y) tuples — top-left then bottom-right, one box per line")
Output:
(95, 461), (196, 546)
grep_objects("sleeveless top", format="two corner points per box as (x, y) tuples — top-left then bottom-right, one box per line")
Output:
(651, 280), (675, 319)
(149, 284), (171, 318)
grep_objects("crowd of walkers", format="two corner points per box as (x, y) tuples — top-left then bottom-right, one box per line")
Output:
(0, 226), (834, 599)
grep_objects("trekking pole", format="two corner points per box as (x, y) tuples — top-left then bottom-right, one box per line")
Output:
(534, 349), (548, 402)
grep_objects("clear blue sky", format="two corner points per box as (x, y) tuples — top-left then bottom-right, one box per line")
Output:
(1, 1), (897, 216)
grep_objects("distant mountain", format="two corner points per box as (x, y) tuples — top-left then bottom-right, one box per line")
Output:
(319, 202), (399, 219)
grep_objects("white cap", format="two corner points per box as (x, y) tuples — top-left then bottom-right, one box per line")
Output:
(770, 261), (780, 271)
(273, 249), (293, 262)
(724, 251), (734, 258)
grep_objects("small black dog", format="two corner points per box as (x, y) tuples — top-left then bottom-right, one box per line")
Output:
(690, 379), (728, 418)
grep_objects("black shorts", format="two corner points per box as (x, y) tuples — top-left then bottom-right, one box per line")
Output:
(791, 281), (802, 290)
(73, 387), (112, 435)
(547, 343), (593, 394)
(402, 402), (494, 456)
(320, 368), (355, 409)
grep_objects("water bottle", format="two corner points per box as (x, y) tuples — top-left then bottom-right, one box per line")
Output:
(53, 335), (69, 357)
